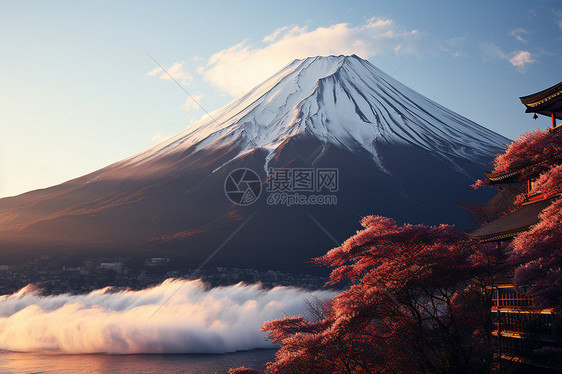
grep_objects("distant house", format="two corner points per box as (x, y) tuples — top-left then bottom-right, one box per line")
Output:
(469, 82), (562, 372)
(100, 262), (123, 272)
(145, 257), (170, 267)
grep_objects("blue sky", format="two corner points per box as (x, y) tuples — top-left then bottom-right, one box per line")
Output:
(0, 0), (560, 198)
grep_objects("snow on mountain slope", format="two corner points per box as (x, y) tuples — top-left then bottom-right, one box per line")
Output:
(126, 55), (508, 173)
(0, 55), (511, 269)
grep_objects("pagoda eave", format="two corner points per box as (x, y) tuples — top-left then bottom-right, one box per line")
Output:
(520, 81), (562, 119)
(485, 170), (523, 184)
(467, 198), (553, 243)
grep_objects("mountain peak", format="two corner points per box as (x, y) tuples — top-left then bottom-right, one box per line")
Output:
(126, 55), (508, 173)
(0, 57), (510, 268)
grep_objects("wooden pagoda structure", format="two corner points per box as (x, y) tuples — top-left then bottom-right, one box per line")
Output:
(520, 81), (562, 128)
(469, 82), (562, 372)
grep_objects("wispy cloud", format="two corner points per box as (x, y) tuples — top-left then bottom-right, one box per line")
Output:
(147, 62), (193, 85)
(182, 94), (203, 112)
(199, 18), (428, 96)
(151, 132), (172, 143)
(439, 36), (470, 57)
(262, 25), (305, 43)
(481, 42), (536, 72)
(554, 9), (562, 29)
(511, 28), (529, 43)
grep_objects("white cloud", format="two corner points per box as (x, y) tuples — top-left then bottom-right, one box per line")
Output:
(199, 18), (427, 96)
(481, 42), (507, 62)
(263, 26), (298, 43)
(509, 50), (536, 71)
(151, 132), (172, 143)
(527, 9), (537, 19)
(439, 36), (469, 57)
(182, 94), (203, 112)
(510, 28), (529, 43)
(481, 42), (535, 72)
(147, 62), (193, 85)
(146, 66), (162, 77)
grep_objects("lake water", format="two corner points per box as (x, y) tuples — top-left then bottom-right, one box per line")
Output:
(0, 349), (276, 374)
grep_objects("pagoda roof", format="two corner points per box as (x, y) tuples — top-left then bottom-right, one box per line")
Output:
(485, 153), (562, 184)
(485, 169), (523, 184)
(520, 81), (562, 119)
(467, 198), (553, 242)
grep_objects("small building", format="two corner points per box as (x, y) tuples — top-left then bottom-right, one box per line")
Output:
(145, 257), (170, 266)
(100, 262), (123, 272)
(469, 82), (562, 372)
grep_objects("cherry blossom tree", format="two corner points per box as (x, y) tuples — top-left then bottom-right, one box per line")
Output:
(472, 129), (562, 189)
(527, 163), (562, 197)
(505, 164), (562, 366)
(491, 129), (562, 177)
(231, 216), (499, 373)
(471, 127), (562, 361)
(473, 129), (562, 311)
(511, 196), (562, 310)
(229, 128), (562, 374)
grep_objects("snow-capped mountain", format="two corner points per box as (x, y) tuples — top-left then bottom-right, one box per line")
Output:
(127, 55), (504, 173)
(0, 55), (509, 272)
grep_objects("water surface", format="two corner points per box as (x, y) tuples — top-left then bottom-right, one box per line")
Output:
(0, 349), (275, 374)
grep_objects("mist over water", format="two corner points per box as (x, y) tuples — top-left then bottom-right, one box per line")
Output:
(0, 279), (333, 354)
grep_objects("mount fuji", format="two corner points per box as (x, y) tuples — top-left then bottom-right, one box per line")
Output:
(0, 55), (508, 272)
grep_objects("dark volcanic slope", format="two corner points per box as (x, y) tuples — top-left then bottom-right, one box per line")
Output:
(0, 55), (508, 271)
